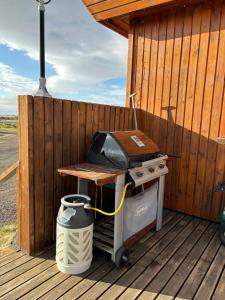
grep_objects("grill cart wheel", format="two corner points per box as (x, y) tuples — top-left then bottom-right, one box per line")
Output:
(115, 247), (129, 268)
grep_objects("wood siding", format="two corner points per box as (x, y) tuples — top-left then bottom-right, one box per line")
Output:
(18, 96), (134, 254)
(126, 1), (225, 221)
(82, 0), (203, 22)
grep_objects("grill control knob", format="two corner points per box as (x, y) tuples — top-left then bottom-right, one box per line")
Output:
(136, 172), (144, 177)
(159, 164), (165, 169)
(148, 167), (155, 173)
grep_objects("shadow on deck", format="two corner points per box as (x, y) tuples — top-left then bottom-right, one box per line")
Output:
(0, 210), (224, 300)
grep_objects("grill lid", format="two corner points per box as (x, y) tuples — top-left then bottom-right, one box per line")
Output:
(111, 130), (159, 156)
(87, 130), (160, 169)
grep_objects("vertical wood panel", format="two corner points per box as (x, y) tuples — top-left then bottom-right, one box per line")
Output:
(98, 105), (105, 131)
(202, 3), (224, 219)
(71, 101), (79, 165)
(174, 7), (192, 212)
(126, 24), (134, 106)
(16, 165), (21, 248)
(127, 1), (225, 221)
(110, 106), (116, 131)
(33, 97), (45, 252)
(92, 104), (99, 135)
(86, 103), (93, 151)
(147, 16), (160, 139)
(180, 5), (202, 215)
(140, 20), (152, 133)
(152, 14), (167, 148)
(104, 106), (110, 131)
(166, 9), (184, 210)
(78, 102), (87, 163)
(119, 107), (126, 129)
(160, 12), (175, 154)
(18, 96), (34, 253)
(160, 12), (175, 207)
(210, 3), (225, 221)
(53, 99), (63, 225)
(194, 2), (220, 218)
(62, 100), (72, 195)
(115, 107), (121, 130)
(44, 98), (54, 245)
(135, 22), (145, 111)
(186, 3), (211, 217)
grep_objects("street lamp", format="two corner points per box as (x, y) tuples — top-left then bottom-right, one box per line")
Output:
(35, 0), (52, 97)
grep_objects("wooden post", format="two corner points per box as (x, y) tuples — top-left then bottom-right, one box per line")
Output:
(18, 95), (34, 254)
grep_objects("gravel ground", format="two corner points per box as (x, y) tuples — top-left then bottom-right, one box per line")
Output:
(0, 131), (18, 227)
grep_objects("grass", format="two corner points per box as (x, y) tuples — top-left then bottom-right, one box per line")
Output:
(0, 224), (17, 249)
(0, 122), (18, 131)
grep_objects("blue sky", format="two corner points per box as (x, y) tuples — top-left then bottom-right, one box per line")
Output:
(0, 0), (127, 114)
(0, 44), (55, 80)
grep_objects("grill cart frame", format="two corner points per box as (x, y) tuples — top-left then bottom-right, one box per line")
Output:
(58, 161), (167, 266)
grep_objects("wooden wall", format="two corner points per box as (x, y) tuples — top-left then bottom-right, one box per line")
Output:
(126, 0), (225, 221)
(18, 96), (134, 254)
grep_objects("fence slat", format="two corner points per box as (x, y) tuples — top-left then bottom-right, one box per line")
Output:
(53, 99), (63, 228)
(18, 95), (34, 253)
(79, 102), (87, 163)
(33, 96), (45, 252)
(62, 100), (72, 195)
(44, 98), (54, 245)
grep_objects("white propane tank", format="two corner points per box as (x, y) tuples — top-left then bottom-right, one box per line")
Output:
(56, 194), (93, 275)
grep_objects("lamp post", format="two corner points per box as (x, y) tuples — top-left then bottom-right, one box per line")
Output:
(35, 0), (52, 97)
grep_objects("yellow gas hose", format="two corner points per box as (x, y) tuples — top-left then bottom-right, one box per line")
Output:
(91, 182), (131, 216)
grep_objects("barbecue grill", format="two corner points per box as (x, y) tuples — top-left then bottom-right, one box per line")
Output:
(59, 130), (168, 267)
(87, 130), (168, 265)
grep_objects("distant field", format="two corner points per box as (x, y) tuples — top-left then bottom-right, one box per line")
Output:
(0, 122), (18, 130)
(0, 119), (18, 139)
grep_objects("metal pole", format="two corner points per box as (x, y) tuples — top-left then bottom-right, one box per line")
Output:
(35, 0), (52, 97)
(40, 6), (45, 79)
(129, 92), (138, 130)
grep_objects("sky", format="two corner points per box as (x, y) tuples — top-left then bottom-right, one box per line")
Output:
(0, 0), (128, 115)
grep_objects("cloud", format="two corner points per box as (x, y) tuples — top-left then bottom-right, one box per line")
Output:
(0, 62), (37, 114)
(0, 0), (127, 113)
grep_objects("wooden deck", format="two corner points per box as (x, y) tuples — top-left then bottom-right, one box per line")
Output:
(0, 210), (225, 300)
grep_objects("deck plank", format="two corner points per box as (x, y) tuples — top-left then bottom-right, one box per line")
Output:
(0, 248), (54, 286)
(0, 248), (16, 259)
(78, 212), (183, 300)
(0, 212), (225, 300)
(0, 253), (55, 298)
(177, 231), (221, 299)
(58, 261), (115, 299)
(212, 266), (225, 300)
(97, 216), (190, 299)
(120, 219), (208, 299)
(2, 264), (60, 299)
(0, 251), (24, 267)
(0, 254), (34, 276)
(39, 253), (108, 299)
(158, 223), (217, 298)
(194, 245), (225, 300)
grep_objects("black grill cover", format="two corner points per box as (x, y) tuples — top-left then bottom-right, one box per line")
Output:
(87, 131), (160, 169)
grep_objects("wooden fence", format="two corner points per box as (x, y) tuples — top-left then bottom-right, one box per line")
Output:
(18, 95), (134, 254)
